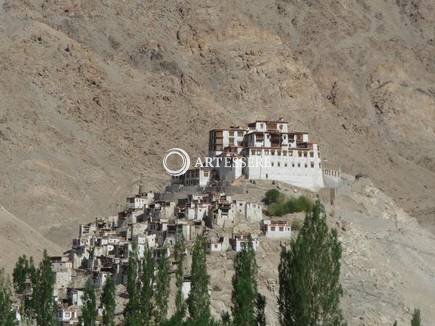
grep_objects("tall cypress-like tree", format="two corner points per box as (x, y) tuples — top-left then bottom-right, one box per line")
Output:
(125, 245), (141, 326)
(140, 246), (154, 326)
(188, 235), (211, 324)
(33, 250), (56, 326)
(232, 242), (261, 326)
(24, 257), (36, 320)
(13, 255), (29, 294)
(13, 254), (35, 321)
(154, 252), (170, 323)
(0, 269), (15, 326)
(278, 200), (345, 326)
(164, 235), (186, 326)
(411, 309), (421, 326)
(81, 281), (97, 326)
(101, 276), (116, 326)
(174, 235), (186, 317)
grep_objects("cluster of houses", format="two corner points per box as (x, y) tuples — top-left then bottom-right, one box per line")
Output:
(46, 188), (292, 324)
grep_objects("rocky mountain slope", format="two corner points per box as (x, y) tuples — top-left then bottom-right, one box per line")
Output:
(0, 0), (434, 315)
(204, 178), (435, 325)
(0, 205), (61, 273)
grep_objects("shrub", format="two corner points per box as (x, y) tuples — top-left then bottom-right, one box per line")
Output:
(264, 190), (313, 216)
(263, 189), (283, 205)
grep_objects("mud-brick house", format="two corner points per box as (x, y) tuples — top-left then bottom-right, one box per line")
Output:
(262, 219), (291, 239)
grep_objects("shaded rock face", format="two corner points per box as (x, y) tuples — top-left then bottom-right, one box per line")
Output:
(0, 0), (434, 248)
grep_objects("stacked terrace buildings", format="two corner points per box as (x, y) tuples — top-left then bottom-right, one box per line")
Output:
(44, 188), (267, 325)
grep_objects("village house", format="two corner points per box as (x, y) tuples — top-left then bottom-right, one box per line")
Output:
(126, 191), (155, 210)
(57, 304), (79, 325)
(66, 288), (84, 307)
(171, 167), (212, 188)
(232, 200), (263, 222)
(51, 256), (73, 297)
(230, 233), (259, 252)
(207, 235), (230, 253)
(262, 219), (291, 239)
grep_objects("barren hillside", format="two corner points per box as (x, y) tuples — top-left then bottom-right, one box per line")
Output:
(0, 206), (61, 272)
(0, 0), (434, 266)
(204, 178), (435, 325)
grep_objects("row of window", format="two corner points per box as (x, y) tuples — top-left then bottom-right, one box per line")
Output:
(186, 169), (200, 177)
(185, 179), (199, 186)
(270, 226), (287, 232)
(250, 149), (316, 157)
(270, 162), (320, 168)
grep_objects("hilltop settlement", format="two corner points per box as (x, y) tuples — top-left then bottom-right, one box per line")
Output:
(13, 120), (341, 324)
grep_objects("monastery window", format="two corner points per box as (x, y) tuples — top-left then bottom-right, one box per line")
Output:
(277, 162), (280, 167)
(271, 162), (274, 167)
(311, 162), (314, 168)
(271, 226), (276, 231)
(298, 163), (301, 168)
(305, 164), (308, 168)
(310, 152), (314, 157)
(279, 124), (283, 130)
(279, 227), (284, 231)
(285, 163), (288, 167)
(292, 163), (295, 168)
(283, 150), (287, 155)
(304, 152), (307, 157)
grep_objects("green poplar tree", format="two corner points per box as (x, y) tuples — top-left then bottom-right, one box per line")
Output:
(125, 246), (141, 326)
(411, 309), (421, 326)
(33, 250), (56, 326)
(13, 255), (29, 294)
(101, 276), (116, 326)
(174, 235), (186, 317)
(278, 200), (345, 326)
(232, 242), (265, 326)
(155, 251), (170, 323)
(188, 235), (211, 324)
(164, 236), (185, 325)
(140, 246), (154, 325)
(81, 281), (97, 326)
(24, 257), (36, 320)
(0, 269), (15, 326)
